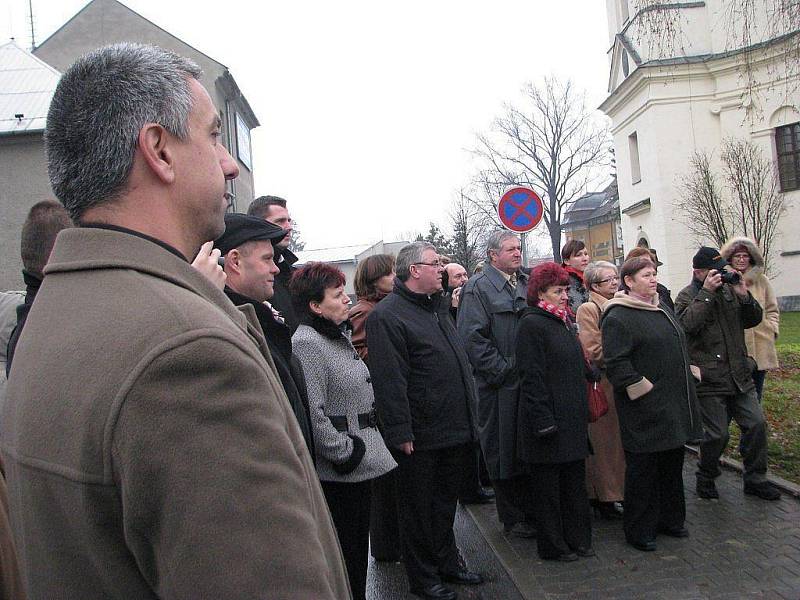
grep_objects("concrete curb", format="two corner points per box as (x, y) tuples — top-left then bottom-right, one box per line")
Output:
(684, 444), (800, 498)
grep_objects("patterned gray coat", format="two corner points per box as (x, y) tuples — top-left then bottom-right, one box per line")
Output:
(293, 319), (396, 483)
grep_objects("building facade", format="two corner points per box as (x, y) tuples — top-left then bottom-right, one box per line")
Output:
(600, 0), (799, 305)
(562, 180), (625, 265)
(33, 0), (259, 211)
(0, 42), (60, 290)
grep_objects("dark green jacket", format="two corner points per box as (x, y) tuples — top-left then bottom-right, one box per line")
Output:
(675, 279), (762, 396)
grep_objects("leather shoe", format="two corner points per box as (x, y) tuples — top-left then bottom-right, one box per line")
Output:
(576, 547), (596, 557)
(744, 481), (781, 501)
(628, 539), (657, 552)
(696, 479), (719, 499)
(658, 526), (689, 538)
(459, 487), (495, 505)
(503, 521), (537, 538)
(441, 570), (484, 585)
(594, 501), (624, 520)
(410, 583), (457, 600)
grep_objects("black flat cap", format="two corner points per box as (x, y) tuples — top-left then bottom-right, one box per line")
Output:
(693, 246), (728, 270)
(214, 213), (288, 255)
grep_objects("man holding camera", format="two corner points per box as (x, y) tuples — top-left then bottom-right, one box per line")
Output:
(675, 247), (780, 501)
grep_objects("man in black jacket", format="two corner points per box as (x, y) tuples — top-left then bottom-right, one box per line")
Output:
(247, 196), (301, 333)
(6, 200), (73, 375)
(214, 213), (315, 458)
(367, 242), (484, 600)
(675, 246), (779, 501)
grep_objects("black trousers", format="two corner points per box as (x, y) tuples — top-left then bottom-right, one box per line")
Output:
(458, 441), (490, 498)
(392, 443), (470, 591)
(526, 460), (591, 558)
(369, 470), (401, 561)
(493, 474), (535, 527)
(321, 479), (372, 600)
(624, 447), (685, 545)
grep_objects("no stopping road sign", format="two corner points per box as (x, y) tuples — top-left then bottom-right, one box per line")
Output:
(497, 187), (544, 233)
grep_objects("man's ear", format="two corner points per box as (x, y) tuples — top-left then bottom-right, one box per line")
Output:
(225, 249), (242, 274)
(138, 123), (175, 184)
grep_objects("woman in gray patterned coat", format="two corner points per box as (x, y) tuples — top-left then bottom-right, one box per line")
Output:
(290, 262), (396, 600)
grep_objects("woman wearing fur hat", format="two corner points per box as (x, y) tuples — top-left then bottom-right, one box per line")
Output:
(601, 257), (702, 552)
(720, 237), (780, 401)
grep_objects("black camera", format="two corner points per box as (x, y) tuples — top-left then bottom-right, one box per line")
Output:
(720, 270), (741, 285)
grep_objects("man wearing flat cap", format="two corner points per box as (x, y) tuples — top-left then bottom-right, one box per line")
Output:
(215, 213), (315, 456)
(675, 246), (780, 501)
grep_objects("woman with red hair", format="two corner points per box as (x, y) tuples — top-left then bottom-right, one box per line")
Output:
(515, 262), (594, 562)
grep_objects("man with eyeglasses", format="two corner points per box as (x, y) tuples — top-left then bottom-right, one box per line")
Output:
(367, 242), (484, 600)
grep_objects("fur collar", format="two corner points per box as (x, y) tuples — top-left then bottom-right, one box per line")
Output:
(304, 314), (353, 340)
(720, 236), (765, 283)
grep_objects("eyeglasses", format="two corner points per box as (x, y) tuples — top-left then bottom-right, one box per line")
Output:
(412, 261), (442, 268)
(596, 276), (620, 284)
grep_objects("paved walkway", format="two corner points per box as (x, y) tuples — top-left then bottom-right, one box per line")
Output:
(367, 503), (524, 599)
(468, 454), (800, 599)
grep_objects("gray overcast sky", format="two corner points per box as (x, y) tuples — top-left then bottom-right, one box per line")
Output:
(2, 0), (611, 250)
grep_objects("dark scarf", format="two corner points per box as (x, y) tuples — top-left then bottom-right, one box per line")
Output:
(305, 314), (353, 340)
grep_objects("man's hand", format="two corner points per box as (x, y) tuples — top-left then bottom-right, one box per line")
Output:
(728, 268), (750, 299)
(192, 241), (226, 290)
(451, 287), (462, 309)
(702, 269), (723, 293)
(397, 441), (414, 455)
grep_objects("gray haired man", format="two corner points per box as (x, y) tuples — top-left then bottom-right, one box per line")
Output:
(367, 242), (484, 600)
(457, 230), (537, 537)
(1, 43), (349, 599)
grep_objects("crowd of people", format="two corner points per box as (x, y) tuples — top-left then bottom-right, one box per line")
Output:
(0, 41), (785, 600)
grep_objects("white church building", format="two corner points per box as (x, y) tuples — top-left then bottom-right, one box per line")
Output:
(600, 0), (799, 306)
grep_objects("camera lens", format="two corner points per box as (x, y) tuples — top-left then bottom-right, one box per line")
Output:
(720, 271), (740, 285)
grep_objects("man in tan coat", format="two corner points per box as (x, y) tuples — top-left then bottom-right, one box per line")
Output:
(1, 43), (349, 599)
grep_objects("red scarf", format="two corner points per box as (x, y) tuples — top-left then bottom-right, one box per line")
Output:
(562, 264), (585, 283)
(537, 300), (570, 324)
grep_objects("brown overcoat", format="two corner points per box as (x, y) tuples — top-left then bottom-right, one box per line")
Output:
(1, 228), (350, 600)
(576, 291), (626, 502)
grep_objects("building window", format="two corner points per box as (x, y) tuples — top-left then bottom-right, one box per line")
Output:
(628, 132), (641, 184)
(235, 113), (253, 171)
(776, 122), (800, 192)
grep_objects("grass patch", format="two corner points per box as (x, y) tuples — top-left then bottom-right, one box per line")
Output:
(724, 312), (800, 484)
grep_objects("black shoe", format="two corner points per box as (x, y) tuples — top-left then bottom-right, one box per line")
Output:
(628, 539), (657, 552)
(440, 570), (484, 585)
(696, 479), (719, 499)
(459, 487), (495, 505)
(410, 583), (458, 600)
(575, 547), (596, 557)
(657, 526), (689, 538)
(594, 501), (624, 520)
(541, 552), (578, 562)
(503, 521), (537, 538)
(744, 481), (781, 501)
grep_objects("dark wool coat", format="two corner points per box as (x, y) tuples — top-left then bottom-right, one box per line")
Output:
(457, 263), (529, 479)
(224, 287), (315, 460)
(565, 269), (589, 315)
(1, 228), (350, 600)
(271, 248), (300, 334)
(675, 279), (762, 396)
(366, 280), (476, 451)
(515, 306), (590, 465)
(602, 293), (703, 453)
